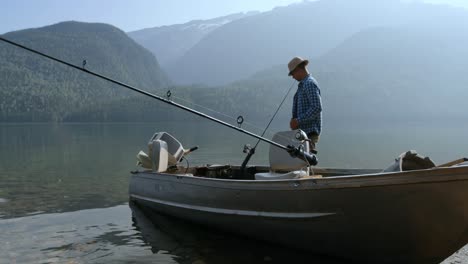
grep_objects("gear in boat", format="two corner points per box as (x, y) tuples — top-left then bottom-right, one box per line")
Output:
(135, 131), (456, 180)
(136, 130), (321, 180)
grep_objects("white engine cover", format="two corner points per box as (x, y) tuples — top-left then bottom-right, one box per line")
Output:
(149, 139), (169, 172)
(149, 132), (184, 166)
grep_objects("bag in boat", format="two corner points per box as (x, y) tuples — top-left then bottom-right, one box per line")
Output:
(383, 150), (435, 172)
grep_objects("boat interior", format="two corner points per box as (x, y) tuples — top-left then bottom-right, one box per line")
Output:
(158, 164), (383, 180)
(135, 131), (465, 181)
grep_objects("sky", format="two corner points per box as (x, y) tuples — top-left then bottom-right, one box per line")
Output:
(1, 0), (467, 34)
(1, 0), (300, 34)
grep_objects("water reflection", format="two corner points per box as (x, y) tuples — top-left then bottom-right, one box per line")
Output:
(0, 204), (178, 264)
(129, 202), (347, 264)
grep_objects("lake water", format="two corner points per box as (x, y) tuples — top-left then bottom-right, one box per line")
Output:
(1, 121), (467, 263)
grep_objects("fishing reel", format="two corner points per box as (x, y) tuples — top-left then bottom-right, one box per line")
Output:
(295, 130), (308, 141)
(243, 144), (253, 154)
(287, 145), (318, 166)
(295, 129), (318, 152)
(289, 130), (318, 165)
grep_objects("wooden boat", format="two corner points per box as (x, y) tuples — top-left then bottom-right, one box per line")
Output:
(129, 131), (468, 264)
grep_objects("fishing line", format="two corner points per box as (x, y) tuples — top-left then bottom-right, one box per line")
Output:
(240, 80), (296, 171)
(170, 94), (270, 134)
(171, 93), (294, 138)
(256, 80), (296, 147)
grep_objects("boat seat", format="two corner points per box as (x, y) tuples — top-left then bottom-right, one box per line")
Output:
(255, 130), (310, 180)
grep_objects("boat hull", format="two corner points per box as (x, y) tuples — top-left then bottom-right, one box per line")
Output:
(129, 166), (468, 263)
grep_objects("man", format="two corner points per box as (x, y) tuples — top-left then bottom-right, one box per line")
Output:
(288, 56), (322, 153)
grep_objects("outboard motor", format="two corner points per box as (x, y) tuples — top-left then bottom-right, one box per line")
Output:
(137, 132), (192, 172)
(148, 132), (184, 166)
(149, 139), (169, 172)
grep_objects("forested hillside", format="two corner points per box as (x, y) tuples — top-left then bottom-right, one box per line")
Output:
(0, 21), (169, 121)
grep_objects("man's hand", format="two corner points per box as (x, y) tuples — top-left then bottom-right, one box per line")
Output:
(290, 118), (299, 130)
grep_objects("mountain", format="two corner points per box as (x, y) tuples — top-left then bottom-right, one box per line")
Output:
(218, 22), (468, 123)
(3, 3), (468, 124)
(65, 21), (468, 125)
(0, 21), (170, 121)
(127, 12), (257, 68)
(315, 23), (468, 121)
(162, 0), (468, 86)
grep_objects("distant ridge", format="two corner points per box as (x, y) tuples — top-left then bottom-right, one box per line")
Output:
(157, 0), (468, 85)
(128, 12), (258, 68)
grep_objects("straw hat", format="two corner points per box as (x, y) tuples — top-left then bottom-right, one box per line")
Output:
(287, 57), (309, 76)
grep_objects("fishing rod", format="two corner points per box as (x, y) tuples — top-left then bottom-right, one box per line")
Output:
(0, 36), (317, 165)
(240, 80), (296, 172)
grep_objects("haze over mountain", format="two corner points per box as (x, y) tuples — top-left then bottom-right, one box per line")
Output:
(128, 12), (258, 68)
(312, 23), (468, 121)
(0, 21), (169, 121)
(153, 0), (468, 86)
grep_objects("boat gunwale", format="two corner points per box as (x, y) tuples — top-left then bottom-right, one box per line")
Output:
(130, 165), (468, 190)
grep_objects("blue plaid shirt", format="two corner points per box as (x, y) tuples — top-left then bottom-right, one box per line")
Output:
(292, 75), (322, 135)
